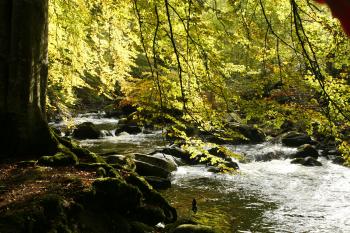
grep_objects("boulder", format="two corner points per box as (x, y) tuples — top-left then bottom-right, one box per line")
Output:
(134, 153), (177, 172)
(332, 156), (345, 165)
(155, 146), (192, 163)
(115, 123), (142, 135)
(91, 178), (142, 212)
(291, 156), (322, 166)
(104, 154), (136, 171)
(254, 151), (282, 162)
(72, 122), (100, 139)
(227, 123), (266, 143)
(223, 160), (239, 170)
(290, 144), (319, 159)
(173, 224), (217, 233)
(281, 131), (313, 147)
(135, 206), (166, 226)
(135, 161), (170, 178)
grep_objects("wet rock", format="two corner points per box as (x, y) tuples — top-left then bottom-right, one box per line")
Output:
(254, 151), (282, 162)
(281, 131), (313, 147)
(291, 156), (322, 166)
(173, 224), (217, 233)
(155, 146), (192, 163)
(223, 160), (239, 170)
(115, 123), (142, 135)
(227, 123), (266, 143)
(135, 161), (170, 178)
(332, 156), (345, 165)
(72, 122), (100, 139)
(290, 144), (319, 159)
(321, 147), (345, 164)
(134, 153), (177, 172)
(207, 166), (221, 173)
(144, 176), (171, 190)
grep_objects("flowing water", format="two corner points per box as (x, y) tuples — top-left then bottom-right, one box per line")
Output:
(52, 113), (350, 233)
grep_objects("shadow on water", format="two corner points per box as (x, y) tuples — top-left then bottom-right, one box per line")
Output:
(161, 170), (278, 233)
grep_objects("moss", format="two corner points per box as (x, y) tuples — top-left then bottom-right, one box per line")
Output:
(77, 163), (121, 178)
(96, 167), (107, 177)
(125, 173), (177, 223)
(134, 206), (165, 226)
(57, 136), (105, 163)
(91, 178), (142, 213)
(38, 152), (78, 167)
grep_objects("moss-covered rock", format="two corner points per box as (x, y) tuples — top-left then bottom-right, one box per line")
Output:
(91, 178), (142, 213)
(38, 152), (78, 167)
(134, 205), (165, 226)
(125, 173), (177, 223)
(104, 154), (136, 171)
(76, 163), (121, 178)
(57, 136), (105, 164)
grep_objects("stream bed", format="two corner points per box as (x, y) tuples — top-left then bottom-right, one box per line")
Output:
(52, 114), (350, 233)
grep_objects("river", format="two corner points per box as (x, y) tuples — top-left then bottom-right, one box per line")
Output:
(52, 113), (350, 233)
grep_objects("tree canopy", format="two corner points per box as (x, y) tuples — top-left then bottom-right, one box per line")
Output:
(45, 0), (350, 164)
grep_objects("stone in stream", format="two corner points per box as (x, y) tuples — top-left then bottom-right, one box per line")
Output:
(104, 154), (136, 171)
(281, 131), (313, 147)
(134, 153), (178, 172)
(227, 123), (266, 143)
(254, 151), (283, 162)
(291, 156), (322, 166)
(72, 122), (101, 139)
(115, 123), (142, 135)
(290, 144), (319, 159)
(135, 160), (171, 178)
(153, 146), (193, 164)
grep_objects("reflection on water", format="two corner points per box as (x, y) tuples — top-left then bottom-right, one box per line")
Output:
(161, 168), (277, 233)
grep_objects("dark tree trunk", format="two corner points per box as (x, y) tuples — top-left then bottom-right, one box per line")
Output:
(0, 0), (57, 158)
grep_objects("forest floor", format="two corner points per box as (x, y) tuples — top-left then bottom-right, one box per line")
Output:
(0, 162), (95, 213)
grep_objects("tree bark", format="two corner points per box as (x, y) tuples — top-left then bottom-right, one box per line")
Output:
(0, 0), (57, 158)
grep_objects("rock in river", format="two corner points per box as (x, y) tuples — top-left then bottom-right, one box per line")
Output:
(291, 156), (322, 166)
(281, 131), (313, 147)
(290, 144), (319, 159)
(72, 122), (100, 139)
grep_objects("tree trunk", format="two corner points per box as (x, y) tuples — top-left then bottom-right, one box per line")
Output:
(0, 0), (57, 158)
